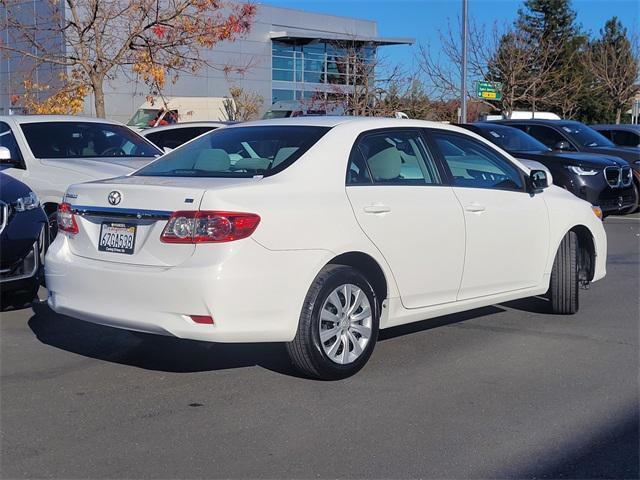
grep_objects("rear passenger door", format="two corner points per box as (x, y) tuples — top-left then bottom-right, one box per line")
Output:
(345, 128), (465, 309)
(427, 130), (549, 300)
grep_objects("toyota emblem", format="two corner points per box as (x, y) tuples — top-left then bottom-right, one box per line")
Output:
(108, 191), (122, 206)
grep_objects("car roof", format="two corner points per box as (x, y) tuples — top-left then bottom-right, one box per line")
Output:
(227, 116), (465, 131)
(141, 121), (236, 134)
(496, 119), (581, 127)
(0, 115), (123, 125)
(591, 124), (640, 131)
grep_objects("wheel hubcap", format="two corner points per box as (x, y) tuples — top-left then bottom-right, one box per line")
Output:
(319, 284), (372, 365)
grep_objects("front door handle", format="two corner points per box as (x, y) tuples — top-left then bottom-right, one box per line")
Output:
(464, 203), (486, 213)
(363, 204), (391, 214)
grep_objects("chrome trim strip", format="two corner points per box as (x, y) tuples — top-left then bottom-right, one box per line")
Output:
(603, 166), (621, 188)
(0, 201), (7, 235)
(70, 205), (173, 220)
(621, 166), (632, 187)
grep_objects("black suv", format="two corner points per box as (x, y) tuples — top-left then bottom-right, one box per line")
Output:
(1, 172), (48, 308)
(461, 123), (637, 215)
(495, 119), (640, 213)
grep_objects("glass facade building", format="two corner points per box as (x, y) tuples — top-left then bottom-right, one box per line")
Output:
(271, 40), (377, 104)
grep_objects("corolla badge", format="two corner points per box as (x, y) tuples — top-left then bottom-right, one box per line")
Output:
(108, 191), (122, 206)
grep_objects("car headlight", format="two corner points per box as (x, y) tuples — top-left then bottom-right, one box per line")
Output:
(567, 165), (599, 176)
(13, 192), (40, 212)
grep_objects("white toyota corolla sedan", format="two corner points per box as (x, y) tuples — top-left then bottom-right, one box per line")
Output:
(45, 117), (607, 379)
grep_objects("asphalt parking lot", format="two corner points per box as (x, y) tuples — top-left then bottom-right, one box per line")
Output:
(1, 215), (638, 479)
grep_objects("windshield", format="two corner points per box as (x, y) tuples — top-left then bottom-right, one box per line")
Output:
(477, 125), (550, 152)
(127, 108), (160, 128)
(20, 122), (161, 159)
(135, 125), (330, 178)
(560, 123), (615, 148)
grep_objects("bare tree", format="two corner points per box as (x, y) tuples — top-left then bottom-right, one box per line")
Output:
(305, 40), (406, 117)
(223, 86), (264, 121)
(418, 19), (580, 118)
(1, 0), (256, 117)
(585, 17), (640, 124)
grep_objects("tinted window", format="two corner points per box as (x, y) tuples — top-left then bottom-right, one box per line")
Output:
(611, 130), (640, 147)
(21, 122), (161, 159)
(525, 125), (574, 150)
(145, 126), (216, 150)
(475, 125), (550, 152)
(0, 122), (23, 163)
(348, 130), (441, 185)
(136, 126), (329, 178)
(433, 132), (523, 191)
(558, 123), (615, 148)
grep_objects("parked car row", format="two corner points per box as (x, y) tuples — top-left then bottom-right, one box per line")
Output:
(41, 117), (608, 379)
(0, 111), (635, 379)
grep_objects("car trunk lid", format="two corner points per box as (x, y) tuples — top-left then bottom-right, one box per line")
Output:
(64, 176), (254, 266)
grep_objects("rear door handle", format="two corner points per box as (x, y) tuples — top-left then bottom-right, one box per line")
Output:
(363, 204), (391, 214)
(464, 203), (486, 213)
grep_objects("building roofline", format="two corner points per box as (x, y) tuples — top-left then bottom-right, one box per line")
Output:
(269, 30), (414, 46)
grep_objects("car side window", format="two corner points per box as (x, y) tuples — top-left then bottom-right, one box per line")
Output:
(347, 130), (441, 185)
(0, 122), (23, 164)
(432, 131), (524, 191)
(147, 127), (216, 150)
(526, 125), (574, 150)
(611, 130), (639, 147)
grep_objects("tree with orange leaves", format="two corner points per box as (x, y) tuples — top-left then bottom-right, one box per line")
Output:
(1, 0), (256, 117)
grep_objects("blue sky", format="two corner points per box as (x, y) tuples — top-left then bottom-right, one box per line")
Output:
(258, 0), (640, 69)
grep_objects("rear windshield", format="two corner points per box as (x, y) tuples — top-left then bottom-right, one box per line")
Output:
(135, 126), (330, 178)
(21, 122), (161, 159)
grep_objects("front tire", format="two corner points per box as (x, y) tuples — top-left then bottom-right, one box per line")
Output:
(623, 181), (639, 215)
(287, 265), (379, 380)
(548, 231), (579, 314)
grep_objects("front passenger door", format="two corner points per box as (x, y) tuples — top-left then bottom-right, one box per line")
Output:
(428, 130), (549, 300)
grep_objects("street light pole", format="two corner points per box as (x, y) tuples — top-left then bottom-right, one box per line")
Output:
(460, 0), (468, 123)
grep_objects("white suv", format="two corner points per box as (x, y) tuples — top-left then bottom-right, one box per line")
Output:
(0, 115), (162, 238)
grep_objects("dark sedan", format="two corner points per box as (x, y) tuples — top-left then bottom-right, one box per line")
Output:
(495, 119), (640, 213)
(591, 124), (640, 148)
(462, 123), (637, 215)
(1, 172), (48, 307)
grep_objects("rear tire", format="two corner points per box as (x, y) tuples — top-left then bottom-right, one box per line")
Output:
(287, 265), (379, 380)
(548, 231), (579, 314)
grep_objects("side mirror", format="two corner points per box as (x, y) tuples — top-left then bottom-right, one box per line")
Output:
(0, 146), (21, 168)
(530, 169), (549, 192)
(554, 140), (571, 151)
(0, 146), (11, 161)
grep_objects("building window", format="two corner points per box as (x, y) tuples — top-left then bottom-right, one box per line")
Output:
(271, 40), (376, 91)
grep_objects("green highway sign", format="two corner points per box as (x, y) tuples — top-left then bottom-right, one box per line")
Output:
(476, 81), (503, 101)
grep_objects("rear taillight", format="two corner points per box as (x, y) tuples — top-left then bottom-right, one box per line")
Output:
(57, 202), (78, 234)
(160, 211), (260, 243)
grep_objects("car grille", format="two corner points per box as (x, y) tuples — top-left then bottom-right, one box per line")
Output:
(604, 166), (632, 188)
(0, 201), (7, 235)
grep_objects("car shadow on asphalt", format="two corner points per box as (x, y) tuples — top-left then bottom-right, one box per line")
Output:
(27, 301), (302, 377)
(27, 297), (553, 377)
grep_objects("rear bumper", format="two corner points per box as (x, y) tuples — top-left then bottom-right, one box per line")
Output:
(45, 235), (332, 342)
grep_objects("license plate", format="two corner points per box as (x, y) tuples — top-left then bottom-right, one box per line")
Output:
(98, 222), (136, 255)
